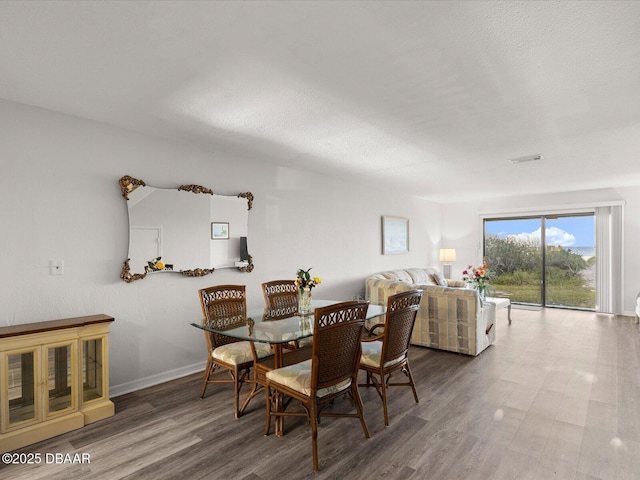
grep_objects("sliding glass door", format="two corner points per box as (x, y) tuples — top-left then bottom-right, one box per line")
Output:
(484, 214), (595, 310)
(484, 218), (543, 305)
(544, 216), (596, 308)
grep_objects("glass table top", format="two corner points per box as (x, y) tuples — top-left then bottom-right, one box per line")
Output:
(191, 299), (385, 345)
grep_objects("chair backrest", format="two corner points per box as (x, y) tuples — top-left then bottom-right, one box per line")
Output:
(311, 301), (369, 392)
(382, 290), (423, 365)
(262, 280), (298, 309)
(262, 304), (300, 321)
(198, 285), (247, 350)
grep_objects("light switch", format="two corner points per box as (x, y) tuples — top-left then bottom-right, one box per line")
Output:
(50, 259), (64, 275)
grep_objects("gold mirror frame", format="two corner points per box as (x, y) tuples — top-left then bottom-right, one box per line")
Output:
(119, 175), (254, 283)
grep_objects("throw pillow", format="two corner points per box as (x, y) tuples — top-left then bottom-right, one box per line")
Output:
(406, 268), (434, 284)
(431, 272), (448, 287)
(381, 270), (413, 283)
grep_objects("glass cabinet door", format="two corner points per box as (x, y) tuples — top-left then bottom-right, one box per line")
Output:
(82, 338), (104, 402)
(46, 343), (74, 415)
(7, 349), (38, 427)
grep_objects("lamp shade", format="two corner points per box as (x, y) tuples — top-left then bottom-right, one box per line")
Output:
(439, 248), (457, 263)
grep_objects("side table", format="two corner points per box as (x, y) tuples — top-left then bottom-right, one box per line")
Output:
(486, 297), (512, 324)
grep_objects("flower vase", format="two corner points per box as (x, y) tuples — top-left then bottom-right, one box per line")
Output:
(476, 285), (487, 301)
(299, 289), (312, 314)
(299, 316), (312, 335)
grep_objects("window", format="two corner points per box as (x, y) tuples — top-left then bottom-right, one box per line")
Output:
(484, 214), (596, 310)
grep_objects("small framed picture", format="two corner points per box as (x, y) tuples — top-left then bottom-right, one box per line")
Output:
(211, 222), (229, 239)
(382, 215), (409, 255)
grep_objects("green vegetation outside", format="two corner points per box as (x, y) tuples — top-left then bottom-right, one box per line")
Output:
(485, 235), (596, 309)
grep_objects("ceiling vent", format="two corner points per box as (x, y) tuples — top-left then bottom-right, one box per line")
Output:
(509, 154), (544, 164)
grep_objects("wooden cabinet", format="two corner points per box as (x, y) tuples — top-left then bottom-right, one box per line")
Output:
(0, 314), (114, 453)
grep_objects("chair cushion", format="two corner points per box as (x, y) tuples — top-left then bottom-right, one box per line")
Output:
(212, 341), (272, 365)
(266, 359), (351, 398)
(360, 341), (406, 369)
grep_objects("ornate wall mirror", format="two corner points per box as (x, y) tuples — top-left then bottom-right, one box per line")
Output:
(119, 175), (253, 283)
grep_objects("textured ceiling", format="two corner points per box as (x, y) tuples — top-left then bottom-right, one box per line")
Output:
(1, 1), (640, 203)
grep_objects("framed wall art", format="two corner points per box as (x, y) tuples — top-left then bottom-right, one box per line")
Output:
(211, 222), (229, 239)
(382, 215), (409, 255)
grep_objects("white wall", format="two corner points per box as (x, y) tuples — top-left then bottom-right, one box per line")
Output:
(0, 99), (441, 395)
(441, 187), (640, 315)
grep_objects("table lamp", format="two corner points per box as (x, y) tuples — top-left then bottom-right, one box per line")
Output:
(439, 248), (456, 279)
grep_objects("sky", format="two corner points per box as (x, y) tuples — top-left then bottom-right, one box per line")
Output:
(485, 215), (595, 247)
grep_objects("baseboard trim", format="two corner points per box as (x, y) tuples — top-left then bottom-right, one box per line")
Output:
(110, 361), (207, 398)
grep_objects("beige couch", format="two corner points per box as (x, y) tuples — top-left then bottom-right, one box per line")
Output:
(365, 268), (496, 356)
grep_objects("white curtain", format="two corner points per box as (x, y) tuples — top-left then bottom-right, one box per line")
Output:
(595, 205), (623, 313)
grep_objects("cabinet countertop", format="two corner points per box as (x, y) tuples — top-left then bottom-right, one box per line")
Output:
(0, 314), (114, 339)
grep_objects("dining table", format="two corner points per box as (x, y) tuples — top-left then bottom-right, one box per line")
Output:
(191, 299), (385, 435)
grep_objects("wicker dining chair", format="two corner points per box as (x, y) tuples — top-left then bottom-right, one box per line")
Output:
(265, 300), (370, 471)
(197, 285), (272, 418)
(261, 279), (312, 348)
(262, 280), (298, 309)
(359, 289), (423, 426)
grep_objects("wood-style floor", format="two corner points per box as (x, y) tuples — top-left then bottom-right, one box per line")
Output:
(2, 308), (639, 480)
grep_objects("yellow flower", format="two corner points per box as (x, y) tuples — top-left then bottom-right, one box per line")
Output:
(312, 276), (322, 284)
(155, 261), (165, 270)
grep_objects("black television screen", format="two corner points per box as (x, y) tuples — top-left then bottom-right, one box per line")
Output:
(240, 236), (249, 261)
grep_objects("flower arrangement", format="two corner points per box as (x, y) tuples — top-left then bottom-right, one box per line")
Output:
(147, 256), (165, 272)
(295, 267), (322, 292)
(462, 263), (492, 289)
(296, 267), (321, 314)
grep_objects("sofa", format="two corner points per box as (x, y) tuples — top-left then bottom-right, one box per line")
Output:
(365, 268), (496, 356)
